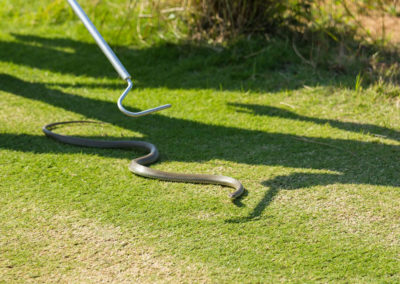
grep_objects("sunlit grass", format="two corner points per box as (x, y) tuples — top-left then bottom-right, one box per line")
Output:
(1, 7), (400, 282)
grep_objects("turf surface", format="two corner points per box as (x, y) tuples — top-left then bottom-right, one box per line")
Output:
(1, 8), (400, 283)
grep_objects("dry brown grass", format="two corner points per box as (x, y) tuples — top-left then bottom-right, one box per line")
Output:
(0, 203), (210, 283)
(357, 12), (400, 44)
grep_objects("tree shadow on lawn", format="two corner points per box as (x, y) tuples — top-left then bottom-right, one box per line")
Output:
(230, 103), (400, 143)
(0, 33), (354, 92)
(0, 73), (399, 222)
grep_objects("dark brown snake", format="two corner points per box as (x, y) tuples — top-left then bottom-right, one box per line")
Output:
(43, 121), (244, 199)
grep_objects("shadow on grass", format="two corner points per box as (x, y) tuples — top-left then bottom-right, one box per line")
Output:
(230, 103), (400, 142)
(0, 73), (399, 222)
(0, 33), (357, 92)
(227, 172), (342, 223)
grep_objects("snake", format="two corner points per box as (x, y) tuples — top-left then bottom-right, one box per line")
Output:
(42, 120), (244, 199)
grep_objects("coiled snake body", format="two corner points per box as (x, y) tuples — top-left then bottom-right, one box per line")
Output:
(43, 121), (244, 199)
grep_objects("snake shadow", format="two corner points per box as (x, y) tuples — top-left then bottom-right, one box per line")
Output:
(1, 73), (399, 220)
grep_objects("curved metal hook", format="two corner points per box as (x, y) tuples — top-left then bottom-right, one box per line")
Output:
(67, 0), (171, 118)
(118, 79), (171, 117)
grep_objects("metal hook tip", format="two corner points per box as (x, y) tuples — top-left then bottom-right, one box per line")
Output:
(117, 80), (171, 117)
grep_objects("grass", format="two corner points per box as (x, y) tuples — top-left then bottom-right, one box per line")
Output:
(1, 2), (400, 283)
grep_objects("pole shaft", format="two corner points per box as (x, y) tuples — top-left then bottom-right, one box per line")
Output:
(67, 0), (131, 80)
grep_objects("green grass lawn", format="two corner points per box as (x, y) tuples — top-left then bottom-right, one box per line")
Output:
(1, 4), (400, 282)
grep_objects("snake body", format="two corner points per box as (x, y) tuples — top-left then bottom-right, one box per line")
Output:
(43, 121), (244, 199)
